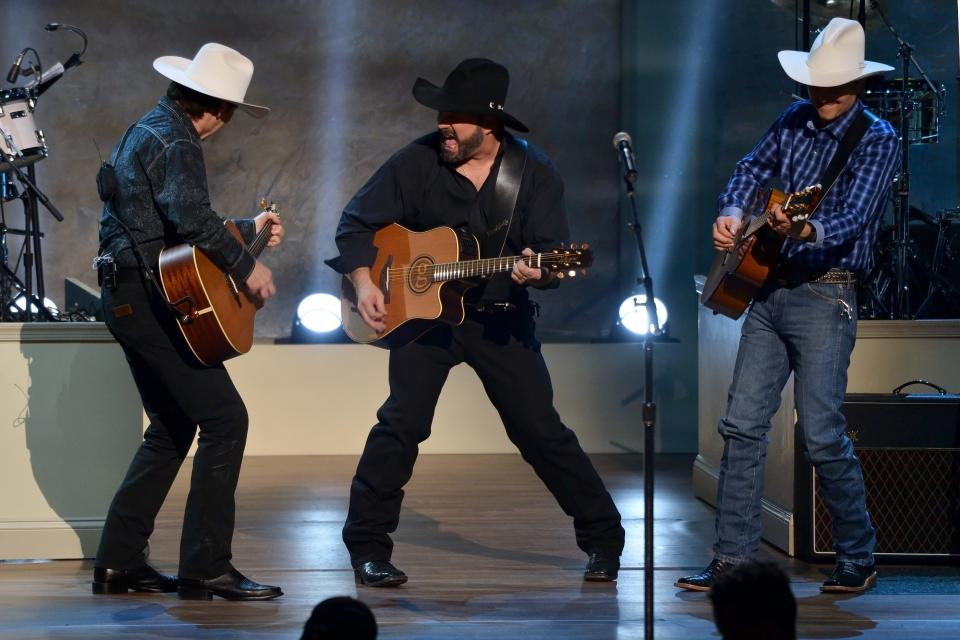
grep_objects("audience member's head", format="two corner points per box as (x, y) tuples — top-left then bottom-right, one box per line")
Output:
(709, 560), (796, 640)
(301, 596), (377, 640)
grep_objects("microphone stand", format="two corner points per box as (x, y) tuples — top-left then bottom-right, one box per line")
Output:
(623, 175), (662, 640)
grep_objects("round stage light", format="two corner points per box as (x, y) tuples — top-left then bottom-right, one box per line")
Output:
(617, 294), (668, 335)
(296, 293), (342, 333)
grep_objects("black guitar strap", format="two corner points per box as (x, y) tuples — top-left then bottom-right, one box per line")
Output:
(479, 134), (528, 302)
(810, 107), (876, 218)
(488, 134), (528, 256)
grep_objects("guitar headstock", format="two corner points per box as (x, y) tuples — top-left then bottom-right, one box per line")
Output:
(542, 243), (594, 279)
(259, 197), (280, 216)
(785, 184), (821, 222)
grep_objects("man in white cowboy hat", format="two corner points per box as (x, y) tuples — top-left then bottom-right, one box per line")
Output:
(676, 18), (900, 594)
(93, 43), (284, 601)
(327, 58), (625, 587)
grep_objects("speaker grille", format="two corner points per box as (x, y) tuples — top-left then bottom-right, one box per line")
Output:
(813, 449), (960, 555)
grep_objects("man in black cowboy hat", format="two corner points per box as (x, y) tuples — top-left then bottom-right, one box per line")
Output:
(327, 58), (625, 587)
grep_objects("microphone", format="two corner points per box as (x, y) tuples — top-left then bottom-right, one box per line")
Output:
(44, 22), (86, 70)
(612, 131), (638, 184)
(6, 50), (26, 84)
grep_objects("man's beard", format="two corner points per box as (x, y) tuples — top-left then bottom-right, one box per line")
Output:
(440, 125), (484, 164)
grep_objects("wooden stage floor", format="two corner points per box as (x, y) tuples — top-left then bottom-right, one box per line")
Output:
(2, 454), (959, 638)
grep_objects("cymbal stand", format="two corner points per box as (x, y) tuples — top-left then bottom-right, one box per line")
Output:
(913, 213), (960, 318)
(0, 127), (62, 321)
(0, 172), (27, 321)
(870, 0), (942, 318)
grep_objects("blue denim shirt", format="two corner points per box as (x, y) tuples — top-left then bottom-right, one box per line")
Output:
(98, 96), (256, 280)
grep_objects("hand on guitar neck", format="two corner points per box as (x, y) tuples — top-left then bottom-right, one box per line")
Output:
(767, 203), (815, 241)
(511, 247), (555, 287)
(244, 207), (285, 306)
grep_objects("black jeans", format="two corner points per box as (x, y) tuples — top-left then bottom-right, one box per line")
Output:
(94, 277), (248, 579)
(343, 306), (625, 566)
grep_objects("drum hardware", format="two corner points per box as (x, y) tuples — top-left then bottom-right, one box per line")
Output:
(868, 0), (946, 319)
(863, 77), (945, 145)
(858, 207), (960, 320)
(0, 23), (86, 321)
(0, 88), (48, 172)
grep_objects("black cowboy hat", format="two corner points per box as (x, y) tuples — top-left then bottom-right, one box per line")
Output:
(412, 58), (529, 133)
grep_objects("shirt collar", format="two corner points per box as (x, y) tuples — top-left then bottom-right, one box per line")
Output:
(158, 96), (201, 143)
(805, 99), (864, 141)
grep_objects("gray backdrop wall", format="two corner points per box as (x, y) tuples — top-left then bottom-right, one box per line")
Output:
(0, 0), (622, 339)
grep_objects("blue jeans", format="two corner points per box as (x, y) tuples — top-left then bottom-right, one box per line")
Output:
(714, 281), (876, 565)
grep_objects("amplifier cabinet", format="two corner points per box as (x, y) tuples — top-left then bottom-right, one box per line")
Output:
(795, 393), (960, 563)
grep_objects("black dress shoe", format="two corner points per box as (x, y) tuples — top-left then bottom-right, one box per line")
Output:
(674, 559), (735, 592)
(92, 563), (178, 594)
(821, 561), (877, 593)
(584, 553), (620, 582)
(354, 561), (408, 587)
(178, 567), (282, 601)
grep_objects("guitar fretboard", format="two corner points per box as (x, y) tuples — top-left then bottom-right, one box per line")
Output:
(249, 225), (271, 258)
(386, 253), (580, 283)
(430, 255), (541, 281)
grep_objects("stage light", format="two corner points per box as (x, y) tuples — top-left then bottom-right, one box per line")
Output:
(288, 293), (351, 344)
(617, 294), (668, 336)
(9, 294), (59, 317)
(296, 293), (342, 333)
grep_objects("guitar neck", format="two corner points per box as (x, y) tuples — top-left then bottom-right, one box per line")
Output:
(743, 210), (772, 238)
(429, 254), (546, 282)
(247, 221), (273, 258)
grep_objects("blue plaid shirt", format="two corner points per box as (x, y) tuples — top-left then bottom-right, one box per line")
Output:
(718, 99), (900, 273)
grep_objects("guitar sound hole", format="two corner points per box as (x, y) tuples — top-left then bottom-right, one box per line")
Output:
(407, 256), (434, 295)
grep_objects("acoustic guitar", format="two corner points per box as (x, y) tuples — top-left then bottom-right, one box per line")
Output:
(340, 223), (593, 349)
(701, 184), (821, 319)
(158, 199), (278, 365)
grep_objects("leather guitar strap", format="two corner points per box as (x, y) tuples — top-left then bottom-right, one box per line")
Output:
(479, 134), (528, 302)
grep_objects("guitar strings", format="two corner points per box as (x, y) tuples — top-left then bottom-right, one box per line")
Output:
(383, 254), (585, 281)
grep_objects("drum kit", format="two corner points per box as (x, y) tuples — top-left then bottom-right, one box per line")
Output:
(775, 0), (957, 319)
(0, 23), (85, 321)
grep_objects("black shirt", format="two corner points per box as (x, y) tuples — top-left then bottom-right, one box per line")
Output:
(326, 131), (569, 301)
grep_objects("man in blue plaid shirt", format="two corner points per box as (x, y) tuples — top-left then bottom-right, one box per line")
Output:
(677, 18), (900, 594)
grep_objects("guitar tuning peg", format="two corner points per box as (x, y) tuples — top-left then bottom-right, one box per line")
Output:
(582, 242), (589, 250)
(580, 268), (587, 276)
(568, 270), (577, 278)
(556, 271), (565, 279)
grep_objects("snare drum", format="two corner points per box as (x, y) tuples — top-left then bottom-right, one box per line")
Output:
(0, 87), (47, 171)
(863, 78), (945, 145)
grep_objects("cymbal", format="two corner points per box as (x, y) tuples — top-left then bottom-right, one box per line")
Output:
(770, 0), (882, 30)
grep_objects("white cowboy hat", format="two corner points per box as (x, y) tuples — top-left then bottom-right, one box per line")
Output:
(778, 18), (893, 87)
(153, 43), (269, 118)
